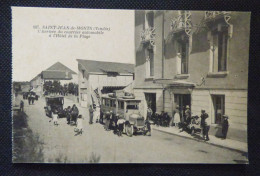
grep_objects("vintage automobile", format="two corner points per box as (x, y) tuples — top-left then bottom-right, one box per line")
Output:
(44, 96), (64, 118)
(101, 92), (151, 136)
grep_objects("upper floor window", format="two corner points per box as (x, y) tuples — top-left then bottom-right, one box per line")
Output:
(176, 36), (189, 75)
(211, 28), (228, 72)
(145, 48), (154, 78)
(178, 40), (189, 74)
(82, 70), (85, 78)
(145, 11), (154, 29)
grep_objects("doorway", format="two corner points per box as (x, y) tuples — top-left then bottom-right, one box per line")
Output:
(211, 95), (225, 124)
(174, 94), (191, 122)
(145, 93), (156, 114)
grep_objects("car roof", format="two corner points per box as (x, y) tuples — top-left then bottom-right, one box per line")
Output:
(45, 96), (64, 99)
(101, 95), (141, 102)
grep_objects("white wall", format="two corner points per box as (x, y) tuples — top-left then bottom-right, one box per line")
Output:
(88, 74), (133, 90)
(191, 89), (248, 130)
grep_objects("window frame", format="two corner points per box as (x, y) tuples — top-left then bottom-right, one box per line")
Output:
(211, 94), (225, 125)
(208, 23), (230, 76)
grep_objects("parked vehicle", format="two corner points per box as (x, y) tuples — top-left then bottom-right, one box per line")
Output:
(44, 96), (64, 118)
(101, 92), (151, 136)
(187, 115), (202, 135)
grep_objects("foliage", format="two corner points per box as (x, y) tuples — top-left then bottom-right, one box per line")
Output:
(43, 81), (78, 96)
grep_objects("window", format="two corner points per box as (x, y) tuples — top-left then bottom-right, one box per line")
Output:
(126, 105), (139, 110)
(145, 48), (154, 77)
(80, 93), (87, 101)
(82, 70), (85, 78)
(118, 101), (124, 109)
(145, 11), (154, 29)
(110, 100), (116, 107)
(212, 95), (225, 124)
(211, 29), (228, 72)
(105, 99), (110, 107)
(177, 39), (189, 74)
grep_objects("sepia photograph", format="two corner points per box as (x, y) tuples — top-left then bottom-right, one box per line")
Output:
(12, 7), (250, 163)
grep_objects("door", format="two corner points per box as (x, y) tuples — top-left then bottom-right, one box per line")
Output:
(145, 93), (156, 114)
(212, 95), (225, 124)
(174, 94), (191, 122)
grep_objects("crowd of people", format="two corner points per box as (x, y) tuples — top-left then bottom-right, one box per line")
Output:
(45, 98), (229, 140)
(149, 105), (229, 141)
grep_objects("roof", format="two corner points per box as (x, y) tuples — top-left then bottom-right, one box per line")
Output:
(42, 70), (72, 80)
(77, 59), (134, 74)
(46, 62), (76, 74)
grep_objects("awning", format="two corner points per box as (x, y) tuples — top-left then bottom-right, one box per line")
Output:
(153, 78), (196, 88)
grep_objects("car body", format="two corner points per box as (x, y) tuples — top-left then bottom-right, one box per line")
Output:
(44, 96), (64, 118)
(101, 93), (149, 136)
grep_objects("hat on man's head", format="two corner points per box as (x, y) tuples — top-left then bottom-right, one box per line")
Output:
(186, 105), (190, 109)
(223, 114), (229, 119)
(201, 109), (205, 113)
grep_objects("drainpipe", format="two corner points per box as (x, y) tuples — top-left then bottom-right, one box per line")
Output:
(162, 11), (165, 112)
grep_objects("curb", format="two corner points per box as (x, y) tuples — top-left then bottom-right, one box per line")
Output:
(153, 128), (247, 154)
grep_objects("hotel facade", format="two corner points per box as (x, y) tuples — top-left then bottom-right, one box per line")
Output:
(134, 11), (250, 142)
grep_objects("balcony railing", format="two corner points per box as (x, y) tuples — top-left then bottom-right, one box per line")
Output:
(141, 27), (155, 46)
(171, 11), (192, 36)
(204, 11), (231, 25)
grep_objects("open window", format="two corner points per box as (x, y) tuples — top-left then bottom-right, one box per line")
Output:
(145, 48), (154, 78)
(177, 39), (189, 74)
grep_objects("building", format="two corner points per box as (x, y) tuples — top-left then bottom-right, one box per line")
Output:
(77, 59), (134, 107)
(134, 10), (250, 142)
(30, 62), (77, 96)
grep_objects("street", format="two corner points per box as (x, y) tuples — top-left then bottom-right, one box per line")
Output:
(14, 95), (248, 163)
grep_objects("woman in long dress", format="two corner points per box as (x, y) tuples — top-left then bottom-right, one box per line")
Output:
(173, 108), (181, 128)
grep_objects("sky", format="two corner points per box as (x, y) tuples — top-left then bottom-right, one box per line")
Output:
(12, 7), (135, 82)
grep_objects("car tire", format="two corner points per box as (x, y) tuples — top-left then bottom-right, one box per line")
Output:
(126, 124), (133, 137)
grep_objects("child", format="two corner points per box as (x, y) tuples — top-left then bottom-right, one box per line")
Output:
(75, 115), (83, 136)
(52, 109), (59, 126)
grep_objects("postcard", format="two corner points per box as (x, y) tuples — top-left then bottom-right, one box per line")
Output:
(12, 7), (250, 163)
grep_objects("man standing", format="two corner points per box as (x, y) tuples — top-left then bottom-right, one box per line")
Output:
(71, 104), (79, 124)
(20, 100), (24, 112)
(89, 105), (94, 124)
(222, 115), (229, 139)
(147, 107), (152, 121)
(185, 105), (191, 123)
(28, 93), (31, 105)
(200, 109), (210, 141)
(66, 106), (72, 124)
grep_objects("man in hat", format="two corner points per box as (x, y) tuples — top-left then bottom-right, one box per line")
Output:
(89, 105), (94, 125)
(185, 105), (191, 123)
(222, 115), (229, 139)
(200, 109), (210, 141)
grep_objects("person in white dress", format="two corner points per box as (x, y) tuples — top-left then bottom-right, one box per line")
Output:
(173, 106), (181, 128)
(52, 109), (59, 126)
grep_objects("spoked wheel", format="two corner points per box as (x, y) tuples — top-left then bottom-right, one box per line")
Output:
(126, 124), (133, 137)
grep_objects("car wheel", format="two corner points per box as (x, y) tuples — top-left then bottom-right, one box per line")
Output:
(126, 124), (133, 137)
